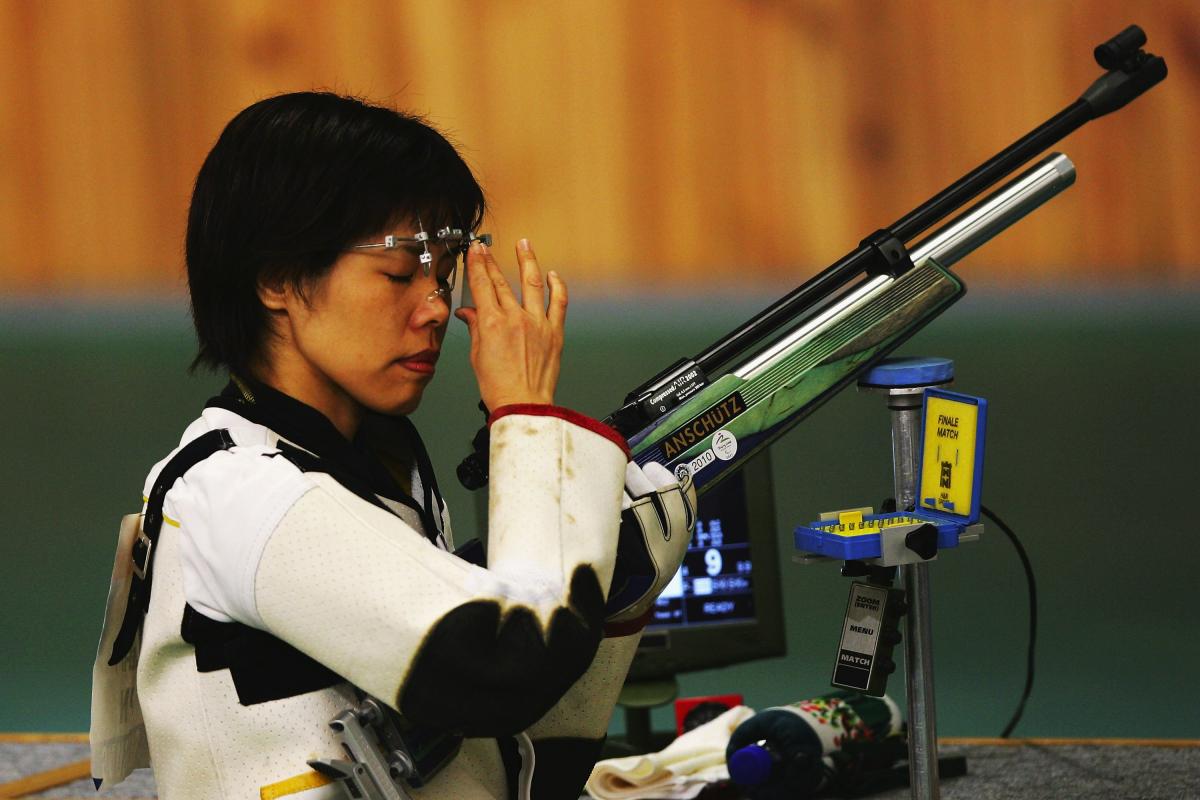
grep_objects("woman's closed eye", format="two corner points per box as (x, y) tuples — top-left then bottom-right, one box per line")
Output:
(384, 271), (451, 290)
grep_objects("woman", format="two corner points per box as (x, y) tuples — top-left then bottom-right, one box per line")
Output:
(90, 92), (695, 799)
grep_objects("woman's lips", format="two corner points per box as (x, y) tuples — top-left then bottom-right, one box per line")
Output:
(399, 350), (438, 374)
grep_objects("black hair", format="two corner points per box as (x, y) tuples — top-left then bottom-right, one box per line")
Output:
(185, 92), (485, 374)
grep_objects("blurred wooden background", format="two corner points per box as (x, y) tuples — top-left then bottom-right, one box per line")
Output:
(0, 0), (1196, 292)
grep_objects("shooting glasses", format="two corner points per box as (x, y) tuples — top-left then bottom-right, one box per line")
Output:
(352, 222), (492, 309)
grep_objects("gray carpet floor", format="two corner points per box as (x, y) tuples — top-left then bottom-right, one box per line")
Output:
(1, 742), (152, 797)
(872, 744), (1200, 800)
(3, 742), (1198, 799)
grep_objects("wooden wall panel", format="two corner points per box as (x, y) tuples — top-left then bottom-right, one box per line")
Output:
(0, 0), (1196, 292)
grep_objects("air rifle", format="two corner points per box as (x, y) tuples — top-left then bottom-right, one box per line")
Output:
(457, 25), (1166, 494)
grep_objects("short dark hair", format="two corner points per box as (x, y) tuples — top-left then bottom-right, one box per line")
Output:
(185, 92), (486, 374)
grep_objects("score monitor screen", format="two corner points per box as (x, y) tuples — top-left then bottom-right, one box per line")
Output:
(648, 472), (756, 628)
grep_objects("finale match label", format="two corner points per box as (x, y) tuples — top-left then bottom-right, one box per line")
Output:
(920, 394), (979, 515)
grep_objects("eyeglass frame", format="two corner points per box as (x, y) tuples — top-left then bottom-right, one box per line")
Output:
(349, 226), (492, 307)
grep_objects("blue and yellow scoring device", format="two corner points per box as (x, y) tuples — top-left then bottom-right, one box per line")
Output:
(794, 388), (988, 562)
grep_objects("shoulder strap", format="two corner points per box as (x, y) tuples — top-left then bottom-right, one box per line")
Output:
(391, 415), (447, 540)
(108, 428), (236, 666)
(270, 440), (389, 511)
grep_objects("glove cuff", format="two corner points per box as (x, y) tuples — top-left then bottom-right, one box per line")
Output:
(489, 404), (630, 458)
(603, 608), (653, 638)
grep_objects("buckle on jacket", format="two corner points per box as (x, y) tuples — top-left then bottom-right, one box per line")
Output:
(132, 531), (153, 580)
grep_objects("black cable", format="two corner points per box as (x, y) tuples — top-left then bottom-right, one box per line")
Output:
(980, 504), (1036, 738)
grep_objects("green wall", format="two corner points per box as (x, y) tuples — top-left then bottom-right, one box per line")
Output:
(2, 287), (1198, 738)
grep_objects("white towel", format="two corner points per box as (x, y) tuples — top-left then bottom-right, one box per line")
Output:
(586, 705), (756, 799)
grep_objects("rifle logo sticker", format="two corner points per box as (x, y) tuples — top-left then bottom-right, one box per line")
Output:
(660, 392), (747, 461)
(712, 429), (738, 461)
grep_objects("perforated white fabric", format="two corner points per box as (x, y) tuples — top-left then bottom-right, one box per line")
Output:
(137, 517), (358, 799)
(526, 632), (643, 741)
(127, 405), (630, 799)
(487, 414), (625, 600)
(144, 407), (310, 626)
(254, 414), (628, 704)
(255, 479), (495, 704)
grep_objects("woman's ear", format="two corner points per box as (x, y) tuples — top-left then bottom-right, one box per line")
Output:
(257, 277), (291, 313)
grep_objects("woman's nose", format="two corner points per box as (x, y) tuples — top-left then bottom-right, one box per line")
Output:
(410, 284), (451, 328)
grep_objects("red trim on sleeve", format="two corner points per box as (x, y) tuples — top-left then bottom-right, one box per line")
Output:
(604, 608), (653, 638)
(488, 404), (631, 458)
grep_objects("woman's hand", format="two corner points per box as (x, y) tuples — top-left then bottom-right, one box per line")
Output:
(454, 238), (567, 411)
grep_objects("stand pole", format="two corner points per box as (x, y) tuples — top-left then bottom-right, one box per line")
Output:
(903, 581), (939, 799)
(858, 356), (956, 800)
(888, 385), (940, 800)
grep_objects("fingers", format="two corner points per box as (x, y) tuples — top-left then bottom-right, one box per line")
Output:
(624, 461), (658, 498)
(642, 462), (682, 491)
(454, 306), (479, 341)
(466, 238), (565, 325)
(547, 269), (567, 330)
(467, 240), (520, 312)
(453, 306), (481, 368)
(482, 244), (519, 311)
(516, 239), (546, 316)
(658, 485), (692, 541)
(465, 244), (498, 313)
(681, 475), (697, 531)
(459, 236), (565, 410)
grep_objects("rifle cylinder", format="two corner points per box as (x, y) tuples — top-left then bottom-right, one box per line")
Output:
(730, 154), (1076, 385)
(909, 153), (1076, 269)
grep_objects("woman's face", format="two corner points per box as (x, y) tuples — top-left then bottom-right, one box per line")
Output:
(267, 227), (456, 423)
